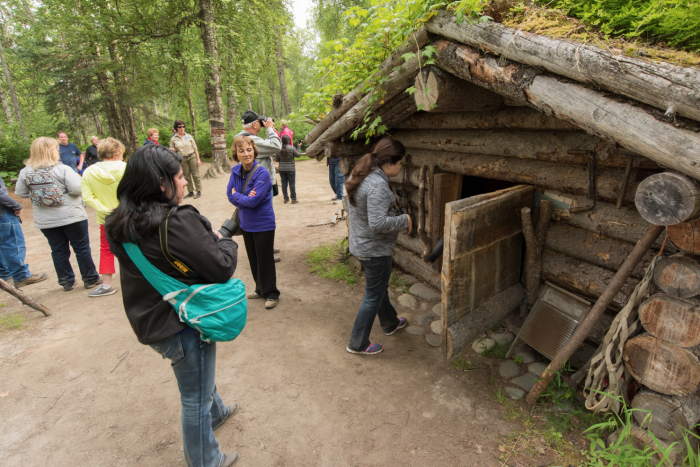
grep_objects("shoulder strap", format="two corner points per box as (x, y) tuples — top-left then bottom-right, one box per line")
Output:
(241, 164), (260, 193)
(123, 243), (187, 297)
(159, 206), (199, 278)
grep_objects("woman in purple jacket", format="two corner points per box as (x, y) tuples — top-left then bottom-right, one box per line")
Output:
(227, 135), (279, 309)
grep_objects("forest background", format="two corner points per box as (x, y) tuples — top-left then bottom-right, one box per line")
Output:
(0, 0), (698, 178)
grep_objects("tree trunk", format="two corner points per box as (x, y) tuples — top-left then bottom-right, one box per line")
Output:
(653, 253), (700, 298)
(305, 54), (424, 157)
(268, 74), (278, 118)
(632, 389), (700, 442)
(120, 104), (139, 155)
(639, 294), (700, 348)
(0, 34), (26, 138)
(226, 91), (237, 133)
(92, 112), (103, 135)
(255, 58), (266, 116)
(163, 100), (169, 118)
(623, 334), (700, 396)
(403, 150), (644, 204)
(395, 107), (579, 132)
(414, 66), (502, 113)
(78, 113), (89, 145)
(198, 0), (231, 179)
(184, 76), (197, 139)
(305, 27), (429, 145)
(0, 84), (12, 123)
(152, 97), (158, 118)
(545, 221), (656, 279)
(431, 39), (700, 181)
(275, 37), (291, 115)
(96, 72), (121, 138)
(667, 218), (700, 254)
(246, 89), (252, 110)
(426, 10), (700, 122)
(635, 172), (700, 226)
(541, 249), (638, 310)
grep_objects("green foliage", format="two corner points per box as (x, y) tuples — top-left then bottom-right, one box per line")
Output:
(453, 356), (473, 370)
(0, 313), (24, 330)
(513, 355), (523, 364)
(306, 239), (359, 285)
(535, 0), (700, 51)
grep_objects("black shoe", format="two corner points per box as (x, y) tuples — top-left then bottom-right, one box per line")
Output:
(194, 191), (201, 199)
(184, 192), (194, 199)
(284, 198), (289, 204)
(292, 199), (299, 204)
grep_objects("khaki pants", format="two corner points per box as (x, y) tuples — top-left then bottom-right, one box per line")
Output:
(181, 154), (201, 193)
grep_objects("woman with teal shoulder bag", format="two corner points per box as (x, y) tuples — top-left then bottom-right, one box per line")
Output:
(105, 145), (244, 467)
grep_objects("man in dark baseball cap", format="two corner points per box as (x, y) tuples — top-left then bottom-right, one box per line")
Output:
(241, 110), (265, 125)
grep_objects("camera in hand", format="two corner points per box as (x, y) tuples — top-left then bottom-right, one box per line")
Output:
(389, 206), (406, 217)
(219, 219), (238, 238)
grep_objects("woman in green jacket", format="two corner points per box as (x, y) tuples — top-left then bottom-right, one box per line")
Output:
(81, 137), (127, 297)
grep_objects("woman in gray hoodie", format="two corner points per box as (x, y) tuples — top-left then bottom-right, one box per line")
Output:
(345, 138), (412, 355)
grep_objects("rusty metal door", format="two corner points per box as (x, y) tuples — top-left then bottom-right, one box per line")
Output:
(441, 185), (534, 356)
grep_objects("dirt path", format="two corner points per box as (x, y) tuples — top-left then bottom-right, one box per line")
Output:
(0, 159), (531, 467)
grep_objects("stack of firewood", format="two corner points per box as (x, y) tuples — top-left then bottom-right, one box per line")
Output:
(623, 172), (700, 460)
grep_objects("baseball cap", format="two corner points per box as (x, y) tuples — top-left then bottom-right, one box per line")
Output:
(241, 110), (261, 125)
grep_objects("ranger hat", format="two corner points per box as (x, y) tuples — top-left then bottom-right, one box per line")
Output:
(241, 110), (262, 125)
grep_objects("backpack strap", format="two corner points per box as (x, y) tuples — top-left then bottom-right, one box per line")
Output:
(159, 206), (199, 278)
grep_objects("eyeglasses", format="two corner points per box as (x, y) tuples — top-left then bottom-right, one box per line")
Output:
(177, 126), (185, 129)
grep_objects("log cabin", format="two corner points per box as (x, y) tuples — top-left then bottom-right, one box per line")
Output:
(304, 11), (700, 374)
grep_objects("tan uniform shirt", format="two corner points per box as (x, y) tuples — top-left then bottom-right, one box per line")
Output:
(170, 133), (198, 158)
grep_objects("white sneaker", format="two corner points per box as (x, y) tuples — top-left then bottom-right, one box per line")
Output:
(331, 195), (338, 200)
(333, 199), (343, 204)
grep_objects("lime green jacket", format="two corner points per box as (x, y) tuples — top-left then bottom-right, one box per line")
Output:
(81, 161), (126, 225)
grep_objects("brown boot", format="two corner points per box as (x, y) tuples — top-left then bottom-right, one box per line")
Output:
(14, 273), (48, 288)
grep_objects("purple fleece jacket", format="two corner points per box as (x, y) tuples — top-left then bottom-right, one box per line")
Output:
(226, 161), (276, 232)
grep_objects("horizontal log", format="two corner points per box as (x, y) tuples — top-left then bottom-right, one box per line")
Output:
(399, 150), (643, 204)
(639, 294), (700, 348)
(635, 172), (700, 226)
(305, 27), (429, 145)
(541, 249), (638, 310)
(632, 389), (700, 442)
(623, 334), (700, 396)
(395, 107), (580, 132)
(431, 39), (700, 181)
(446, 283), (524, 358)
(326, 141), (375, 159)
(396, 231), (425, 256)
(306, 53), (424, 157)
(541, 190), (671, 251)
(391, 245), (440, 290)
(544, 221), (654, 279)
(414, 66), (502, 113)
(426, 11), (700, 122)
(396, 129), (661, 169)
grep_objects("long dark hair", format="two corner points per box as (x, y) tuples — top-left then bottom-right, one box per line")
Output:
(346, 137), (406, 206)
(281, 135), (291, 157)
(105, 145), (183, 244)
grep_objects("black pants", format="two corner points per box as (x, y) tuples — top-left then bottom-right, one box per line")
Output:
(41, 220), (99, 287)
(241, 229), (280, 300)
(280, 171), (296, 201)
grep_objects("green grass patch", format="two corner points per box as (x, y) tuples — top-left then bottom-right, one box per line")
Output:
(388, 271), (411, 293)
(306, 240), (358, 285)
(0, 313), (24, 330)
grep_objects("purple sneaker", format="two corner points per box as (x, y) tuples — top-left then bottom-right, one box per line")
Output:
(346, 342), (383, 355)
(384, 317), (408, 336)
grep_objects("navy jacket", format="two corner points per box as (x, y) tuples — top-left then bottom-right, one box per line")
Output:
(226, 161), (276, 232)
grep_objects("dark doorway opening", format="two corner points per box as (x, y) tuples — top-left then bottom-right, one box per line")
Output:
(461, 175), (519, 199)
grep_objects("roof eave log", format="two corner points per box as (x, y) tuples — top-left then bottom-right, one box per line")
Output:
(426, 10), (700, 122)
(431, 39), (700, 180)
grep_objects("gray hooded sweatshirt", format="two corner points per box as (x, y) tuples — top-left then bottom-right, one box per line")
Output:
(348, 168), (408, 258)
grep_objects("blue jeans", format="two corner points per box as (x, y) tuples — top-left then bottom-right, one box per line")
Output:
(150, 329), (230, 467)
(0, 212), (31, 282)
(40, 220), (99, 287)
(347, 256), (400, 351)
(329, 164), (345, 200)
(280, 171), (296, 200)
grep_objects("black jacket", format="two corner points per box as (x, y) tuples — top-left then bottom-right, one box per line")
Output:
(107, 205), (238, 345)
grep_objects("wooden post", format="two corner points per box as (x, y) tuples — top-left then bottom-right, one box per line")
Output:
(521, 200), (552, 305)
(429, 173), (461, 271)
(0, 279), (52, 317)
(526, 223), (664, 405)
(417, 165), (431, 261)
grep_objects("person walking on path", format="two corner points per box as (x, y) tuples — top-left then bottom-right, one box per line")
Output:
(57, 131), (84, 174)
(106, 144), (241, 467)
(328, 154), (345, 205)
(274, 135), (301, 204)
(83, 136), (101, 172)
(143, 128), (160, 146)
(16, 137), (101, 292)
(345, 138), (412, 355)
(170, 120), (202, 199)
(228, 135), (280, 309)
(81, 137), (127, 298)
(0, 177), (47, 288)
